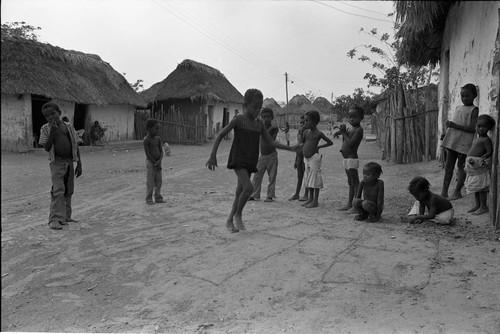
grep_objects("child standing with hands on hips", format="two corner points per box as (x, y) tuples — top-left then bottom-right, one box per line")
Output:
(301, 110), (333, 208)
(352, 162), (384, 222)
(464, 114), (495, 215)
(336, 106), (364, 212)
(143, 119), (165, 205)
(440, 83), (479, 200)
(206, 89), (298, 233)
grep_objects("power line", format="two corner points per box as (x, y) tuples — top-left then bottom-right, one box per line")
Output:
(337, 1), (393, 17)
(310, 1), (394, 23)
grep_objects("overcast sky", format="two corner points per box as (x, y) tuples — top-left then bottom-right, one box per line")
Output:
(2, 0), (395, 103)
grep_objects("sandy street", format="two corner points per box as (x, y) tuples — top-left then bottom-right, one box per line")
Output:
(1, 132), (500, 334)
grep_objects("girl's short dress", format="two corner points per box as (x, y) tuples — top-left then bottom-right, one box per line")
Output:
(227, 115), (263, 174)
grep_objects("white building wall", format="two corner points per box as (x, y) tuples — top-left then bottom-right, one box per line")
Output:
(438, 1), (500, 136)
(1, 93), (32, 152)
(88, 104), (136, 141)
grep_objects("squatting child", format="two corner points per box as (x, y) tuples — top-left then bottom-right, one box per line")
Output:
(440, 83), (479, 200)
(464, 114), (495, 215)
(39, 102), (83, 230)
(206, 89), (298, 232)
(143, 118), (165, 204)
(401, 176), (454, 225)
(352, 162), (384, 222)
(249, 107), (280, 202)
(301, 110), (333, 208)
(336, 106), (364, 211)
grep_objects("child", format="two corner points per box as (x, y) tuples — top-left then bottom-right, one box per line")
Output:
(38, 102), (83, 230)
(336, 106), (364, 211)
(464, 114), (495, 215)
(301, 110), (333, 208)
(352, 162), (384, 222)
(284, 121), (290, 146)
(206, 89), (298, 232)
(289, 115), (308, 201)
(249, 107), (279, 202)
(401, 176), (454, 224)
(440, 83), (479, 200)
(143, 118), (165, 204)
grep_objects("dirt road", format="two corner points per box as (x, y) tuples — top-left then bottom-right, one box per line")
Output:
(2, 133), (499, 334)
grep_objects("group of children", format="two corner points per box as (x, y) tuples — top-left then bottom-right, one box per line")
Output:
(39, 83), (495, 232)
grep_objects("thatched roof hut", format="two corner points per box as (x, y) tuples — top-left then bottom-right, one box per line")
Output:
(141, 59), (244, 104)
(312, 97), (334, 114)
(395, 1), (453, 66)
(1, 36), (145, 107)
(282, 94), (318, 115)
(263, 97), (282, 115)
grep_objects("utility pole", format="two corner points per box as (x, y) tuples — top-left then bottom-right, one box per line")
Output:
(285, 72), (289, 105)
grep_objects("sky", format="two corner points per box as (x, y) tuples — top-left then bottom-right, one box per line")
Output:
(1, 0), (396, 104)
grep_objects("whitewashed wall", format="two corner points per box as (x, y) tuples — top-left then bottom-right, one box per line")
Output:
(88, 104), (136, 141)
(1, 93), (31, 152)
(438, 1), (500, 136)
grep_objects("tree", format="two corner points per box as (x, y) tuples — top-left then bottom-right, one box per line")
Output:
(122, 73), (144, 92)
(1, 21), (41, 41)
(347, 26), (438, 92)
(332, 88), (374, 121)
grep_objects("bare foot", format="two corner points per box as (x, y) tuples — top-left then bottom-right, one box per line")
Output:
(467, 206), (480, 213)
(226, 220), (235, 231)
(338, 205), (351, 211)
(234, 215), (246, 231)
(367, 215), (379, 223)
(449, 191), (462, 200)
(354, 214), (367, 221)
(298, 196), (309, 202)
(346, 207), (358, 214)
(48, 221), (62, 230)
(400, 216), (410, 224)
(66, 218), (79, 223)
(288, 195), (299, 201)
(304, 201), (318, 208)
(302, 200), (312, 207)
(472, 207), (488, 215)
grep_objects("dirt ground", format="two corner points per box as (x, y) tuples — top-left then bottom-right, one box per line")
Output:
(2, 129), (500, 334)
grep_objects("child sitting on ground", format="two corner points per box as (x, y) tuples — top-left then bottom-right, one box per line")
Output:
(352, 162), (384, 222)
(401, 176), (454, 224)
(301, 110), (333, 208)
(464, 114), (495, 215)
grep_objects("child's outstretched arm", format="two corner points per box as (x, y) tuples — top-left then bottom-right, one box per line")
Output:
(206, 118), (237, 170)
(261, 124), (298, 152)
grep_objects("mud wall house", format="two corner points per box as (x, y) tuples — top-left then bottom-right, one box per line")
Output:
(1, 36), (146, 152)
(396, 1), (500, 227)
(140, 59), (244, 142)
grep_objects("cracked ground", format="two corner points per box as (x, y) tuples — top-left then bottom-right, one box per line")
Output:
(2, 130), (499, 333)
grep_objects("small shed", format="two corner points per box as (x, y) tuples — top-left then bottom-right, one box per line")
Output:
(1, 36), (145, 152)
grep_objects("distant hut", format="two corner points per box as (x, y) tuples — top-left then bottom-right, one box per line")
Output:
(1, 36), (145, 152)
(140, 59), (244, 141)
(312, 96), (336, 123)
(282, 95), (319, 128)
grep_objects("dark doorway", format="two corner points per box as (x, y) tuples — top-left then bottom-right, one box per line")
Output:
(74, 104), (88, 131)
(31, 94), (51, 147)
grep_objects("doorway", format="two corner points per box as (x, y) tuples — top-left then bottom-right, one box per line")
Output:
(31, 94), (51, 147)
(73, 104), (88, 131)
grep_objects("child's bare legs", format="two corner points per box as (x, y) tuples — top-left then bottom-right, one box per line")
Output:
(305, 188), (320, 208)
(441, 149), (466, 200)
(353, 199), (377, 221)
(228, 169), (253, 231)
(339, 169), (359, 210)
(302, 188), (313, 206)
(290, 160), (305, 200)
(471, 191), (488, 215)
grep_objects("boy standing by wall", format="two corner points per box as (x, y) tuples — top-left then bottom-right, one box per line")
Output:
(249, 107), (279, 202)
(39, 102), (82, 230)
(143, 119), (165, 204)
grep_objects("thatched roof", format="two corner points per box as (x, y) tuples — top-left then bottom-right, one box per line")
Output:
(141, 59), (244, 104)
(282, 94), (319, 115)
(263, 97), (282, 115)
(1, 36), (146, 107)
(312, 97), (334, 114)
(395, 1), (453, 66)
